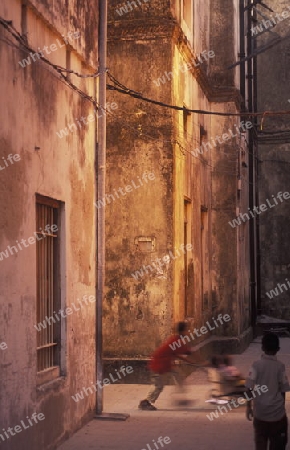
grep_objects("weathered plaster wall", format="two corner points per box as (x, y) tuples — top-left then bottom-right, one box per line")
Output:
(105, 0), (251, 360)
(210, 108), (251, 336)
(0, 0), (97, 449)
(208, 0), (237, 88)
(28, 0), (98, 65)
(172, 0), (251, 340)
(171, 47), (211, 325)
(105, 30), (174, 356)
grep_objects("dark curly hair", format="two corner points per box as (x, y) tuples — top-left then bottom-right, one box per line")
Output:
(262, 332), (279, 353)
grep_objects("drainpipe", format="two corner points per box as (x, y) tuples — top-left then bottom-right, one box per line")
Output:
(95, 0), (129, 421)
(96, 0), (107, 415)
(252, 5), (261, 315)
(238, 0), (246, 339)
(247, 0), (257, 331)
(239, 0), (246, 112)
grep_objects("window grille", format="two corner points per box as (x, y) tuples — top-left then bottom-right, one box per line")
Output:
(36, 195), (60, 373)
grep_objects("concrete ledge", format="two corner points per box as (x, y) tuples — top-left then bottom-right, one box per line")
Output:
(104, 327), (253, 384)
(255, 322), (290, 336)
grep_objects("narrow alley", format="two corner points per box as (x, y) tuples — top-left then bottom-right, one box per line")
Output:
(1, 0), (290, 449)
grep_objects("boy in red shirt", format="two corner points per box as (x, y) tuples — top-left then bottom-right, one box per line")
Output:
(138, 322), (196, 410)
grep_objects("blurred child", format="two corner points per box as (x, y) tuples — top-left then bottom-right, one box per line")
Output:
(138, 322), (199, 411)
(222, 355), (242, 377)
(221, 355), (245, 386)
(211, 354), (245, 387)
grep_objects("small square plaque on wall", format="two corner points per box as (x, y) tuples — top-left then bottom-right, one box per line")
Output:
(134, 236), (156, 252)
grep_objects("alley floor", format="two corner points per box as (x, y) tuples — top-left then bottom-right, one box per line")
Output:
(59, 337), (290, 450)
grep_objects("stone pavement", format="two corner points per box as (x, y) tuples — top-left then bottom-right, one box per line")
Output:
(59, 337), (290, 450)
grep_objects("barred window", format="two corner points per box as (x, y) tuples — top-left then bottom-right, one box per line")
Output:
(36, 195), (61, 380)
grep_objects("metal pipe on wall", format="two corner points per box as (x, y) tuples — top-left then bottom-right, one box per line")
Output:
(252, 5), (261, 314)
(96, 0), (107, 415)
(247, 0), (258, 330)
(239, 0), (246, 111)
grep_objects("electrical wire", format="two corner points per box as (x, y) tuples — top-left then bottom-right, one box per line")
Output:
(3, 15), (289, 126)
(106, 79), (255, 169)
(107, 71), (290, 119)
(107, 89), (258, 162)
(106, 104), (239, 171)
(0, 15), (254, 176)
(0, 17), (112, 117)
(260, 160), (290, 165)
(0, 17), (101, 79)
(228, 33), (290, 69)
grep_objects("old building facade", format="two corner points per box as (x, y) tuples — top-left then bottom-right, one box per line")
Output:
(0, 0), (98, 448)
(254, 0), (290, 319)
(104, 0), (252, 368)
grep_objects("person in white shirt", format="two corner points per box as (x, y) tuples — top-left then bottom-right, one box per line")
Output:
(246, 332), (290, 450)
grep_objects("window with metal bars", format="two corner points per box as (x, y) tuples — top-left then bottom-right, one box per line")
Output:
(36, 195), (61, 375)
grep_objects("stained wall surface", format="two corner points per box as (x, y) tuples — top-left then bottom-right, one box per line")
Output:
(0, 1), (98, 448)
(256, 0), (290, 318)
(104, 0), (251, 359)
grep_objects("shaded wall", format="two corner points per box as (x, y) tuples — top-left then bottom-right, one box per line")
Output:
(256, 0), (290, 318)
